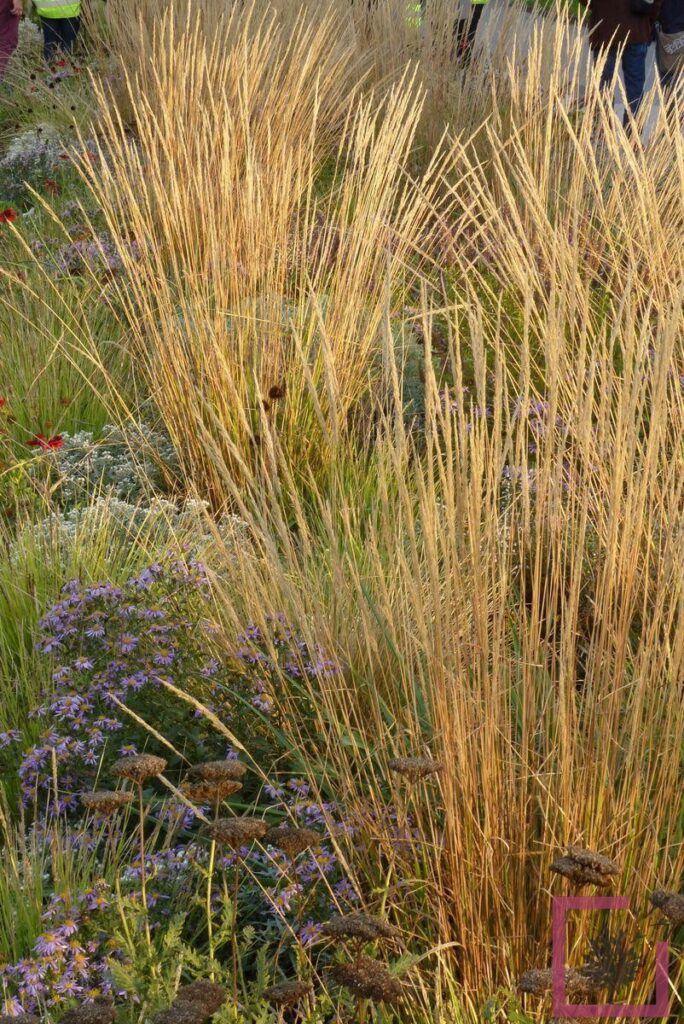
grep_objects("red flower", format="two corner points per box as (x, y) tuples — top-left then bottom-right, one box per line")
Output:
(54, 58), (66, 67)
(0, 398), (6, 408)
(44, 179), (60, 194)
(0, 208), (17, 223)
(27, 433), (64, 450)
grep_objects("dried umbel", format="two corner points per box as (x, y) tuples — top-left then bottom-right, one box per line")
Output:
(329, 957), (403, 1004)
(174, 979), (228, 1015)
(204, 816), (267, 848)
(565, 846), (619, 877)
(387, 756), (442, 782)
(518, 967), (600, 999)
(180, 779), (242, 804)
(60, 998), (117, 1024)
(80, 789), (134, 816)
(151, 1008), (207, 1024)
(323, 912), (401, 943)
(111, 753), (167, 783)
(649, 889), (684, 927)
(550, 856), (615, 889)
(190, 759), (248, 783)
(264, 825), (320, 858)
(263, 979), (314, 1006)
(0, 1015), (40, 1024)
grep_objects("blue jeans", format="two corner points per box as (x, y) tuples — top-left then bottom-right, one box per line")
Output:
(40, 16), (80, 63)
(600, 42), (649, 125)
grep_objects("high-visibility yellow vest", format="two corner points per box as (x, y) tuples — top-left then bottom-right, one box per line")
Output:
(35, 0), (81, 18)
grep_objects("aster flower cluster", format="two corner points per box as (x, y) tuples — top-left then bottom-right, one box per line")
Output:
(18, 558), (231, 810)
(0, 885), (124, 1016)
(0, 126), (65, 208)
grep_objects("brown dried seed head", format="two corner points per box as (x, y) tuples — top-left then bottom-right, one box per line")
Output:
(262, 979), (313, 1006)
(387, 756), (442, 782)
(174, 979), (228, 1014)
(268, 384), (286, 400)
(322, 913), (401, 943)
(151, 1008), (207, 1024)
(566, 845), (619, 876)
(329, 957), (403, 1004)
(205, 816), (267, 848)
(180, 779), (242, 804)
(550, 856), (614, 889)
(190, 759), (248, 783)
(80, 790), (134, 816)
(60, 1000), (117, 1024)
(649, 890), (684, 927)
(111, 753), (167, 783)
(0, 1016), (40, 1024)
(518, 968), (599, 999)
(264, 825), (320, 858)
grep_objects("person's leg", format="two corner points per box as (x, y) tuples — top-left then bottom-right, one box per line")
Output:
(40, 17), (61, 62)
(0, 7), (19, 81)
(59, 15), (79, 54)
(598, 45), (618, 97)
(620, 41), (648, 126)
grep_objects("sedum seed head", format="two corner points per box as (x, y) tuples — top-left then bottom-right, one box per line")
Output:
(174, 979), (227, 1015)
(565, 845), (619, 876)
(190, 759), (248, 783)
(550, 856), (614, 889)
(263, 979), (313, 1006)
(0, 1016), (40, 1024)
(387, 756), (442, 782)
(111, 753), (167, 784)
(649, 890), (684, 927)
(204, 816), (267, 848)
(80, 790), (134, 816)
(323, 913), (401, 943)
(180, 779), (242, 804)
(329, 957), (403, 1004)
(264, 825), (320, 858)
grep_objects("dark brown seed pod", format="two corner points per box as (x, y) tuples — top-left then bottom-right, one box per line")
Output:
(111, 753), (167, 783)
(268, 384), (286, 400)
(264, 825), (320, 858)
(174, 979), (228, 1014)
(204, 816), (267, 848)
(565, 845), (619, 876)
(387, 756), (443, 782)
(180, 779), (242, 804)
(262, 979), (313, 1006)
(322, 913), (401, 943)
(80, 790), (134, 816)
(550, 856), (614, 889)
(329, 957), (403, 1004)
(649, 889), (684, 927)
(190, 760), (248, 783)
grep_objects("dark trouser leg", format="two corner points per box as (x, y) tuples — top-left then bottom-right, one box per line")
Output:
(453, 4), (484, 66)
(620, 41), (648, 127)
(41, 15), (80, 63)
(0, 9), (19, 81)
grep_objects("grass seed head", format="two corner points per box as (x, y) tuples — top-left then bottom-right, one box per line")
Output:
(264, 825), (320, 857)
(80, 789), (135, 816)
(111, 753), (167, 784)
(205, 816), (267, 847)
(174, 979), (228, 1014)
(565, 845), (619, 876)
(190, 759), (248, 782)
(180, 779), (242, 803)
(262, 979), (313, 1006)
(323, 912), (401, 943)
(329, 957), (403, 1003)
(387, 756), (442, 782)
(550, 856), (614, 888)
(649, 890), (684, 926)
